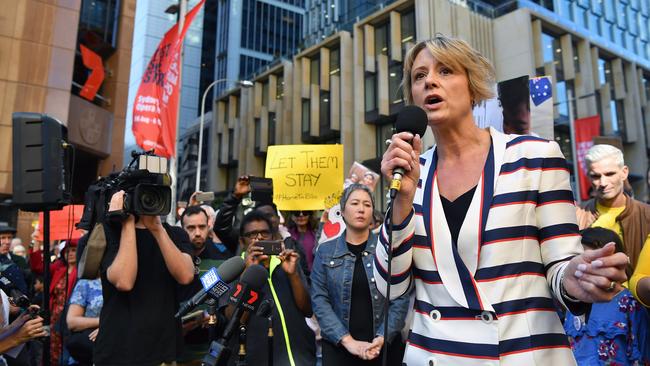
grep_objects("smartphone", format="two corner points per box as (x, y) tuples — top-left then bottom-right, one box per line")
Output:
(249, 177), (273, 204)
(195, 192), (215, 202)
(257, 240), (282, 256)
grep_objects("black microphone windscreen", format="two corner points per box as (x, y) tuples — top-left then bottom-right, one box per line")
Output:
(217, 257), (246, 283)
(240, 264), (268, 290)
(395, 105), (428, 137)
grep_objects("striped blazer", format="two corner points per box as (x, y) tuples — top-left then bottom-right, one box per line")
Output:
(374, 128), (583, 365)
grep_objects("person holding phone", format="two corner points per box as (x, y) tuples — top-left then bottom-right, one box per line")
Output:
(213, 175), (310, 276)
(311, 184), (409, 365)
(222, 210), (315, 366)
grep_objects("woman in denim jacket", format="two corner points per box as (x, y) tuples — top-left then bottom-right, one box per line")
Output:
(311, 184), (409, 365)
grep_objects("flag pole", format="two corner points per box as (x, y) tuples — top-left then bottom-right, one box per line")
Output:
(167, 0), (187, 224)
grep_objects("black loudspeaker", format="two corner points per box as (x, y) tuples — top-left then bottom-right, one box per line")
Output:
(12, 112), (71, 212)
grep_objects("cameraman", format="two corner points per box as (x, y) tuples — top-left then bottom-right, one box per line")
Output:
(94, 191), (194, 366)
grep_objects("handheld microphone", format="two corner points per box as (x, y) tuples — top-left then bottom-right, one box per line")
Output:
(389, 105), (428, 199)
(175, 256), (245, 318)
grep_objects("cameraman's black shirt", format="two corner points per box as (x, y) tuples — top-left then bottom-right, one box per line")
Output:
(94, 223), (193, 366)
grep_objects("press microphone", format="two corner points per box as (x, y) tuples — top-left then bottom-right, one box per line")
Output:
(175, 256), (245, 318)
(389, 105), (428, 199)
(202, 264), (268, 366)
(220, 264), (267, 342)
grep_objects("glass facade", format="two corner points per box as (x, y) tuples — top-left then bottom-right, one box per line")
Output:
(215, 0), (303, 95)
(544, 0), (650, 61)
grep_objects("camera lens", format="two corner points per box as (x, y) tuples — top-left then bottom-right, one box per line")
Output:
(139, 187), (165, 213)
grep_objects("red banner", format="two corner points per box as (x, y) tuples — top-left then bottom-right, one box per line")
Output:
(574, 115), (601, 201)
(36, 205), (85, 241)
(132, 0), (206, 158)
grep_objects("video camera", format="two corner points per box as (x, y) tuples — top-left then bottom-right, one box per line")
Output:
(78, 150), (172, 229)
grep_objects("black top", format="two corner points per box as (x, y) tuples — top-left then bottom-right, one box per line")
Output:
(322, 241), (379, 365)
(440, 186), (477, 245)
(225, 264), (315, 366)
(346, 241), (373, 342)
(95, 223), (193, 366)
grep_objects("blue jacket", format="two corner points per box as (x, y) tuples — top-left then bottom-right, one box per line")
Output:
(311, 230), (409, 345)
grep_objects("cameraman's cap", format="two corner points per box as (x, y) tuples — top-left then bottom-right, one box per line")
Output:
(0, 223), (17, 235)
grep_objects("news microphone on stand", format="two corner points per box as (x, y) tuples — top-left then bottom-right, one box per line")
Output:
(202, 264), (268, 366)
(388, 105), (429, 199)
(383, 105), (428, 366)
(176, 257), (246, 318)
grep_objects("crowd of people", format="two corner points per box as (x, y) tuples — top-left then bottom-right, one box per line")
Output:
(0, 35), (649, 366)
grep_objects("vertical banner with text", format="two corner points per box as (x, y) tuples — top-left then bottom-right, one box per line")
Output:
(131, 0), (205, 158)
(575, 115), (601, 201)
(265, 145), (344, 210)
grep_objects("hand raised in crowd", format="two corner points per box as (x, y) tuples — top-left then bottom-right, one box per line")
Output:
(278, 248), (299, 275)
(188, 191), (202, 206)
(244, 243), (269, 268)
(563, 242), (629, 302)
(89, 328), (99, 342)
(364, 336), (384, 360)
(233, 175), (251, 199)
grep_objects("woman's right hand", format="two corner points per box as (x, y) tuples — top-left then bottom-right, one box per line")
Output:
(381, 132), (423, 221)
(340, 335), (373, 360)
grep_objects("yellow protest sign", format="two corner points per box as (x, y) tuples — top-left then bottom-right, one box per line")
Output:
(265, 144), (343, 210)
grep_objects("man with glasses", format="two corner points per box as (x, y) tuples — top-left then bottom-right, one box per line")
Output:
(213, 176), (310, 276)
(222, 211), (315, 366)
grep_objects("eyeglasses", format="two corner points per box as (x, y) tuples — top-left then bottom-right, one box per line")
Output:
(293, 211), (311, 217)
(242, 229), (272, 240)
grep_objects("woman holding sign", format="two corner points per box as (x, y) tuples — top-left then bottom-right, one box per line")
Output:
(374, 35), (629, 365)
(311, 184), (409, 365)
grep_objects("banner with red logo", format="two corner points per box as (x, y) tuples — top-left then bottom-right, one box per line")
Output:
(132, 0), (205, 158)
(574, 115), (601, 201)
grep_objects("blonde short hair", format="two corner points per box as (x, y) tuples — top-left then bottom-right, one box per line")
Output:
(402, 35), (495, 105)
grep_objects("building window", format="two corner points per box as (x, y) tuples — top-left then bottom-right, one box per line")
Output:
(277, 76), (284, 100)
(572, 43), (580, 73)
(330, 48), (340, 75)
(375, 23), (389, 56)
(541, 33), (555, 63)
(262, 82), (269, 107)
(401, 11), (415, 44)
(389, 63), (403, 105)
(310, 56), (320, 85)
(319, 92), (330, 135)
(301, 98), (310, 136)
(228, 128), (235, 162)
(364, 73), (377, 112)
(269, 112), (276, 146)
(254, 118), (261, 152)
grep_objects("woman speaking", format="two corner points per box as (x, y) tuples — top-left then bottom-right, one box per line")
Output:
(375, 35), (629, 365)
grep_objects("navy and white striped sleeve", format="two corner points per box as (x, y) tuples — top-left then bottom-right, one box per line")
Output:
(535, 140), (583, 309)
(374, 208), (416, 299)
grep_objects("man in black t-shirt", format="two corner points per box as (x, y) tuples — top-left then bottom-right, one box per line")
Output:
(178, 205), (233, 363)
(94, 191), (195, 366)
